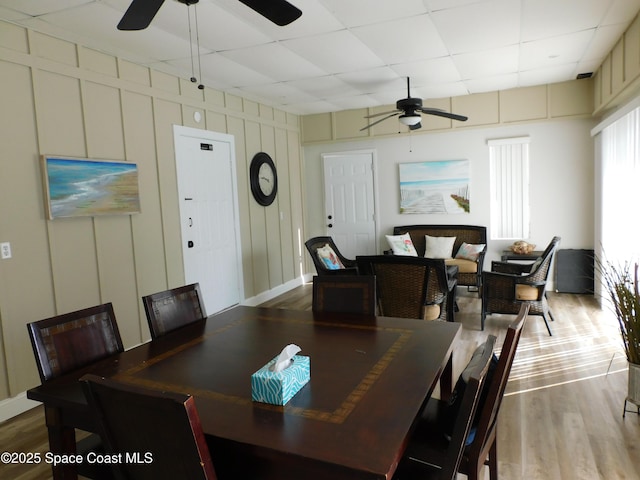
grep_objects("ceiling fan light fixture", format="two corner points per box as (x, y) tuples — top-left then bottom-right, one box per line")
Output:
(399, 114), (421, 126)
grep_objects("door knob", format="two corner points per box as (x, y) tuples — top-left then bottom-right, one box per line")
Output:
(327, 224), (333, 228)
(328, 215), (333, 220)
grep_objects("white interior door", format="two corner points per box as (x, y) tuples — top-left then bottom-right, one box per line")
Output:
(322, 151), (377, 258)
(173, 125), (243, 314)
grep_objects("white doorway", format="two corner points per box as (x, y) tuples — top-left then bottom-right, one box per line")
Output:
(322, 150), (378, 258)
(173, 125), (243, 314)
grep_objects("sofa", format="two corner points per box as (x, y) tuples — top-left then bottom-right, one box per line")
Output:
(390, 224), (487, 292)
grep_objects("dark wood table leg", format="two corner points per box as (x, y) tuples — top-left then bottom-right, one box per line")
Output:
(44, 406), (79, 480)
(440, 353), (454, 401)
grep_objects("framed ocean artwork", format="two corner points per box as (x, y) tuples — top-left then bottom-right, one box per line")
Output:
(399, 159), (470, 214)
(41, 156), (141, 219)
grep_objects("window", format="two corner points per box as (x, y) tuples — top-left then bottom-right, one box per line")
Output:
(488, 137), (530, 240)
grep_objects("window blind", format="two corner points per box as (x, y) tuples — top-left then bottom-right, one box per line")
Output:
(488, 137), (530, 240)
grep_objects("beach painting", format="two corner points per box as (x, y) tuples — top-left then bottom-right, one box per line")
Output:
(42, 156), (141, 219)
(399, 160), (470, 214)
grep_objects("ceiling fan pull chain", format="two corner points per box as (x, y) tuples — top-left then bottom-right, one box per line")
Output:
(194, 3), (204, 90)
(187, 4), (197, 84)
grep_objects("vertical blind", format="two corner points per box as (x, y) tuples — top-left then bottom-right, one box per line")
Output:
(600, 107), (640, 262)
(488, 137), (530, 240)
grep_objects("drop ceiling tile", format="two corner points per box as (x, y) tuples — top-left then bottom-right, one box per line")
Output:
(220, 42), (327, 82)
(238, 82), (316, 106)
(335, 67), (401, 94)
(182, 52), (274, 87)
(521, 0), (609, 41)
(581, 23), (629, 61)
(465, 73), (518, 93)
(320, 0), (427, 28)
(520, 29), (596, 71)
(282, 30), (385, 74)
(215, 0), (344, 41)
(518, 63), (579, 87)
(453, 45), (519, 79)
(391, 58), (462, 85)
(285, 76), (361, 99)
(0, 0), (92, 16)
(351, 14), (448, 64)
(430, 0), (521, 54)
(603, 0), (640, 25)
(424, 0), (491, 12)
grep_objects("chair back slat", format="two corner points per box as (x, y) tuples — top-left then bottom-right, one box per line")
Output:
(81, 374), (217, 480)
(143, 283), (206, 339)
(27, 303), (123, 382)
(312, 275), (376, 315)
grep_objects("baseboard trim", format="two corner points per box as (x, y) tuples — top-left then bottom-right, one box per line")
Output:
(0, 392), (40, 423)
(242, 274), (312, 306)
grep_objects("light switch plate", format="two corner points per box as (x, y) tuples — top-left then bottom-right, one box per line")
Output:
(1, 242), (11, 259)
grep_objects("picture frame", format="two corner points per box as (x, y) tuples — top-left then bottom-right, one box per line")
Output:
(399, 159), (470, 214)
(41, 155), (141, 220)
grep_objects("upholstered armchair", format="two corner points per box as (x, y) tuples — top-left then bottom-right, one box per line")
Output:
(305, 236), (358, 275)
(481, 236), (560, 335)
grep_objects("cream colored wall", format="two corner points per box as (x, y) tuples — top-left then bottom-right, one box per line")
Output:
(0, 21), (304, 399)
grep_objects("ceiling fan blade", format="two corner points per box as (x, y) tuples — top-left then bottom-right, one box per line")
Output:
(238, 0), (302, 26)
(409, 121), (422, 131)
(365, 109), (401, 119)
(118, 0), (166, 31)
(360, 113), (400, 131)
(420, 108), (468, 122)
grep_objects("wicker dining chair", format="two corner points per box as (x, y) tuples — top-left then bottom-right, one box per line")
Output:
(356, 255), (457, 322)
(481, 236), (560, 335)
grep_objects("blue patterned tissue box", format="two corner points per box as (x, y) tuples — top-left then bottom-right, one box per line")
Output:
(251, 355), (310, 405)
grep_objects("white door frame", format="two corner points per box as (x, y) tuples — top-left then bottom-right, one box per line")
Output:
(173, 125), (244, 310)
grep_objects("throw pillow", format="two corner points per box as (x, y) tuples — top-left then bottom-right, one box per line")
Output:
(316, 244), (344, 270)
(424, 235), (456, 259)
(385, 233), (418, 256)
(455, 242), (486, 262)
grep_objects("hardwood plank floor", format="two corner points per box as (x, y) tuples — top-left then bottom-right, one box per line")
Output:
(2, 285), (638, 480)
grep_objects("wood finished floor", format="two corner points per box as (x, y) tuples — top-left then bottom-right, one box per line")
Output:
(2, 286), (639, 480)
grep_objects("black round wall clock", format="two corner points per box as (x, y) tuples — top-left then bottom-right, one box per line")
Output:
(250, 152), (278, 206)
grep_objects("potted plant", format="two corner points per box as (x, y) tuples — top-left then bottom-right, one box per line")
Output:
(597, 257), (640, 415)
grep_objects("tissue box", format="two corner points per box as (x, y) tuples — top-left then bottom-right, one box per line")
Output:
(251, 355), (310, 405)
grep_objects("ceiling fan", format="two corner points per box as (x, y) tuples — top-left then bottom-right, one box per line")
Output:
(360, 78), (468, 131)
(117, 0), (302, 31)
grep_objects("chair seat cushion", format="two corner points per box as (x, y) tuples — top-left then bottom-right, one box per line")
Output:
(445, 258), (477, 274)
(422, 304), (441, 321)
(515, 284), (539, 300)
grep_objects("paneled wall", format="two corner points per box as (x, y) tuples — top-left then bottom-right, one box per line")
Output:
(301, 80), (594, 145)
(0, 20), (304, 400)
(594, 13), (640, 115)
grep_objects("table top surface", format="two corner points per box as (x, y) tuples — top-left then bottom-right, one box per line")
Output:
(28, 305), (461, 479)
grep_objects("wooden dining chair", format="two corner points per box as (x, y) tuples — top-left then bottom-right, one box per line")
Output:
(393, 335), (498, 480)
(142, 283), (206, 339)
(401, 304), (529, 480)
(312, 275), (376, 315)
(27, 303), (124, 479)
(80, 374), (218, 480)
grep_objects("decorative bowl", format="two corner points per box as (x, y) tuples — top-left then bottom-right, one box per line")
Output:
(510, 241), (535, 255)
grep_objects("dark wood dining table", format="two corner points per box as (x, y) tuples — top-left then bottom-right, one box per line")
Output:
(27, 305), (461, 480)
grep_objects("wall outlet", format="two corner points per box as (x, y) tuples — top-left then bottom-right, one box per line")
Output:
(1, 242), (11, 259)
